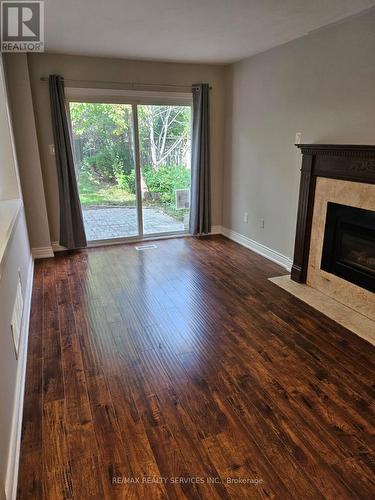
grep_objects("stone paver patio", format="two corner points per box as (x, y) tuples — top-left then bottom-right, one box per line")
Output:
(83, 206), (185, 241)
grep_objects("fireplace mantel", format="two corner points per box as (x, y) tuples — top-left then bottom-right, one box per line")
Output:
(291, 144), (375, 283)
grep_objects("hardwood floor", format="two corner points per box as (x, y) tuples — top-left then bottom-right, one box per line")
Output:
(17, 236), (375, 499)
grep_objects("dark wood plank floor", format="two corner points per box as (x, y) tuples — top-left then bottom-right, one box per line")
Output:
(17, 236), (375, 499)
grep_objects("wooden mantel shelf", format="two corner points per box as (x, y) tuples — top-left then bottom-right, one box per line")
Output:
(297, 144), (375, 155)
(291, 144), (375, 284)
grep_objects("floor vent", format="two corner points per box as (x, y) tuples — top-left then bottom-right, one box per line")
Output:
(135, 244), (158, 251)
(11, 272), (23, 358)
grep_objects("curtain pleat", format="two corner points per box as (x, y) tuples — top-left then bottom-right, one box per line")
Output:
(49, 75), (87, 249)
(189, 83), (211, 235)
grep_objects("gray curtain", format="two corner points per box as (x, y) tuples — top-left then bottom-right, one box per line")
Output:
(189, 83), (211, 235)
(49, 75), (87, 249)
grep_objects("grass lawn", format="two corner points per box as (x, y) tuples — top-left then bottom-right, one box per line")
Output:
(78, 172), (136, 208)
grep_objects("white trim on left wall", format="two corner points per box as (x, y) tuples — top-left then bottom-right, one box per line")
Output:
(5, 255), (34, 500)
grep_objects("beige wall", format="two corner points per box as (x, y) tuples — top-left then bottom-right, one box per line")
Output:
(4, 54), (51, 250)
(26, 53), (226, 242)
(0, 57), (19, 202)
(224, 9), (375, 260)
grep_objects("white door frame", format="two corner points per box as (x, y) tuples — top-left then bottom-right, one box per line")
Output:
(131, 102), (143, 238)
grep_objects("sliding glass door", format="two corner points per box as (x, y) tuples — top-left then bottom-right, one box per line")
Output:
(138, 104), (191, 235)
(69, 99), (192, 243)
(69, 102), (139, 241)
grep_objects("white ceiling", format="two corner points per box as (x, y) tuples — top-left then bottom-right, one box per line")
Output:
(44, 0), (375, 64)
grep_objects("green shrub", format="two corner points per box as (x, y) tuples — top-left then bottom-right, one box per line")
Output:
(143, 165), (190, 205)
(85, 147), (135, 185)
(111, 144), (134, 175)
(86, 150), (115, 182)
(124, 170), (136, 194)
(113, 157), (127, 189)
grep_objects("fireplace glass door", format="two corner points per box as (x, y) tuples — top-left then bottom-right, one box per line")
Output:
(339, 229), (375, 274)
(321, 202), (375, 293)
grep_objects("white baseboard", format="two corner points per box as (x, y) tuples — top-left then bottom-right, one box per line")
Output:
(51, 241), (65, 252)
(210, 225), (223, 235)
(5, 256), (34, 500)
(221, 227), (293, 271)
(31, 246), (54, 259)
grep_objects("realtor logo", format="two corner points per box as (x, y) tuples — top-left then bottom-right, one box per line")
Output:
(1, 1), (44, 52)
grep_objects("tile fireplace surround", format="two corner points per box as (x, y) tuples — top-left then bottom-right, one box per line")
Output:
(272, 145), (375, 344)
(308, 177), (375, 321)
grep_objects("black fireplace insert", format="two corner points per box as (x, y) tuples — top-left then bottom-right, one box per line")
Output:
(321, 202), (375, 293)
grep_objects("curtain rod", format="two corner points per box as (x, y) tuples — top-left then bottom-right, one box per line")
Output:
(39, 77), (212, 90)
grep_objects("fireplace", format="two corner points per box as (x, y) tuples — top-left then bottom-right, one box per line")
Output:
(291, 145), (375, 285)
(321, 202), (375, 293)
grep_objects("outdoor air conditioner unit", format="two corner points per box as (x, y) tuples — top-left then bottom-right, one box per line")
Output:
(175, 188), (190, 209)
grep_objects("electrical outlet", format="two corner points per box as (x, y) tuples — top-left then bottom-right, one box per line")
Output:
(260, 218), (265, 229)
(295, 132), (302, 144)
(244, 212), (248, 223)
